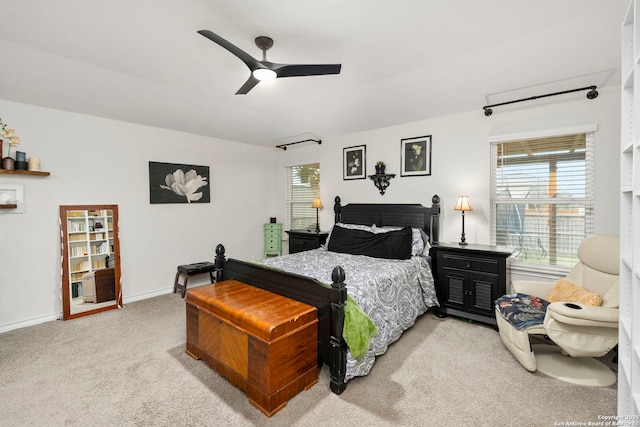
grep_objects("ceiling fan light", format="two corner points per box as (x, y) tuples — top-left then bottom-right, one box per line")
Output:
(252, 68), (277, 81)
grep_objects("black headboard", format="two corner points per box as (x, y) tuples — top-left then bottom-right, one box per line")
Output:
(333, 195), (440, 244)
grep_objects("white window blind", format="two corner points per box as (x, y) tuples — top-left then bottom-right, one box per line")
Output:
(490, 132), (594, 268)
(285, 163), (320, 233)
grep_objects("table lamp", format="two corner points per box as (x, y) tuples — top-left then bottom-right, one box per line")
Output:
(454, 196), (473, 245)
(312, 197), (323, 233)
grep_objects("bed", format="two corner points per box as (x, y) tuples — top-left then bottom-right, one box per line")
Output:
(212, 195), (441, 395)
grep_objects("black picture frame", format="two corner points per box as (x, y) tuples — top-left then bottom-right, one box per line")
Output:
(401, 135), (432, 177)
(149, 161), (210, 204)
(343, 145), (366, 180)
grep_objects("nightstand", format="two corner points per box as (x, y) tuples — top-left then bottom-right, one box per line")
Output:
(264, 223), (282, 257)
(430, 242), (512, 326)
(286, 229), (329, 254)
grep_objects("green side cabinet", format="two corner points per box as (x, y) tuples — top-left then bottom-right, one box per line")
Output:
(264, 223), (282, 257)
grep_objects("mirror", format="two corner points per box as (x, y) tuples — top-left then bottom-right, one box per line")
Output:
(60, 204), (121, 320)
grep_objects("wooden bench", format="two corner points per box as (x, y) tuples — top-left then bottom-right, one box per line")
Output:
(185, 280), (318, 416)
(173, 262), (216, 298)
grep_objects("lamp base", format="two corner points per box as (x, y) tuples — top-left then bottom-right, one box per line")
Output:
(459, 241), (468, 246)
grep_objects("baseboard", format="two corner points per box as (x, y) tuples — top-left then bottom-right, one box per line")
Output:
(0, 313), (61, 334)
(0, 287), (176, 334)
(122, 287), (174, 304)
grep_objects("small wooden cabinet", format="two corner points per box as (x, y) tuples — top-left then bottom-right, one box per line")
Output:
(264, 223), (282, 257)
(430, 243), (512, 326)
(286, 229), (329, 254)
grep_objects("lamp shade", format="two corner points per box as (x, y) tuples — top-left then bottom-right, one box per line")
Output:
(312, 197), (323, 209)
(454, 196), (473, 212)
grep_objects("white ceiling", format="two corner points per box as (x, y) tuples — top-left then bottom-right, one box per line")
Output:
(0, 0), (629, 146)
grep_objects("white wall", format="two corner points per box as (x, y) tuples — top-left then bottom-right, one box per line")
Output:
(1, 85), (620, 330)
(275, 86), (620, 250)
(0, 99), (276, 331)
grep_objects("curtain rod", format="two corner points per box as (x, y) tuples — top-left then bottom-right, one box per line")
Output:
(275, 138), (322, 150)
(482, 85), (598, 116)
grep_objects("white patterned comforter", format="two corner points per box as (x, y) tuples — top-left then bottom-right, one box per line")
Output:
(258, 248), (438, 381)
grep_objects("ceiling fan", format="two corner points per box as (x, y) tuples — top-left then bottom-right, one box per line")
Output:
(198, 30), (342, 95)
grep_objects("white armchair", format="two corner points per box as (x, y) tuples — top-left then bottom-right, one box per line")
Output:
(495, 234), (619, 387)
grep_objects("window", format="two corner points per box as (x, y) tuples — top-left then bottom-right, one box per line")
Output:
(490, 132), (594, 268)
(285, 163), (320, 232)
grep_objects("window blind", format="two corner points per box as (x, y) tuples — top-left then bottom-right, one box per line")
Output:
(284, 163), (320, 233)
(490, 132), (594, 267)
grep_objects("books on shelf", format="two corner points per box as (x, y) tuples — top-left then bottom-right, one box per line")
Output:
(71, 272), (85, 282)
(91, 232), (104, 240)
(90, 242), (110, 254)
(71, 246), (88, 257)
(71, 260), (90, 272)
(92, 259), (106, 269)
(68, 221), (85, 232)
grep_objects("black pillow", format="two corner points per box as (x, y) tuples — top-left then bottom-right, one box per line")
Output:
(327, 225), (413, 260)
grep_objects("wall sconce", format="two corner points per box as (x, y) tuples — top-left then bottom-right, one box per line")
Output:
(368, 172), (395, 196)
(311, 197), (323, 232)
(453, 196), (473, 245)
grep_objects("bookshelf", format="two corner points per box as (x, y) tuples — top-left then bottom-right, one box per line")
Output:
(619, 0), (640, 416)
(63, 209), (116, 299)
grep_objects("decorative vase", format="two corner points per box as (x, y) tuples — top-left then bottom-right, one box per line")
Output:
(2, 157), (15, 170)
(375, 164), (386, 174)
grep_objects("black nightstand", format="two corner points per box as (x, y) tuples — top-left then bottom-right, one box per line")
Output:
(429, 242), (512, 326)
(286, 229), (329, 254)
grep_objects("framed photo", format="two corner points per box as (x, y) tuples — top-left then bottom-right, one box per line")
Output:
(343, 145), (366, 180)
(149, 161), (210, 204)
(401, 135), (432, 177)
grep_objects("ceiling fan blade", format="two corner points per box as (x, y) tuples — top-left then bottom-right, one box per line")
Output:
(198, 30), (261, 71)
(235, 75), (260, 95)
(272, 63), (342, 78)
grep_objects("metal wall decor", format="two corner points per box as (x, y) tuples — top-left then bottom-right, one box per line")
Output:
(369, 171), (395, 196)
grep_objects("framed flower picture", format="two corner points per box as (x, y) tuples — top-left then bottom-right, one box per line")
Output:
(401, 135), (432, 177)
(149, 161), (210, 204)
(343, 145), (366, 180)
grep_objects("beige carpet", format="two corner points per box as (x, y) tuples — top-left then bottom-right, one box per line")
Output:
(0, 293), (617, 426)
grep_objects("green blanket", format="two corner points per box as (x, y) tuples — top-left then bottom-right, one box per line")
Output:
(344, 294), (378, 359)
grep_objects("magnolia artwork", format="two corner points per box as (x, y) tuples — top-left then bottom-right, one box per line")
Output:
(149, 161), (210, 204)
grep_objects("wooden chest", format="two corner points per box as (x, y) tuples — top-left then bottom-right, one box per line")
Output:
(185, 280), (318, 416)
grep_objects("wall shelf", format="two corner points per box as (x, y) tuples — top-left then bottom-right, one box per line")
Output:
(0, 204), (17, 209)
(0, 169), (50, 177)
(368, 173), (395, 196)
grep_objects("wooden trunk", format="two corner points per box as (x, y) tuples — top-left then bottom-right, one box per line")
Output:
(185, 280), (318, 416)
